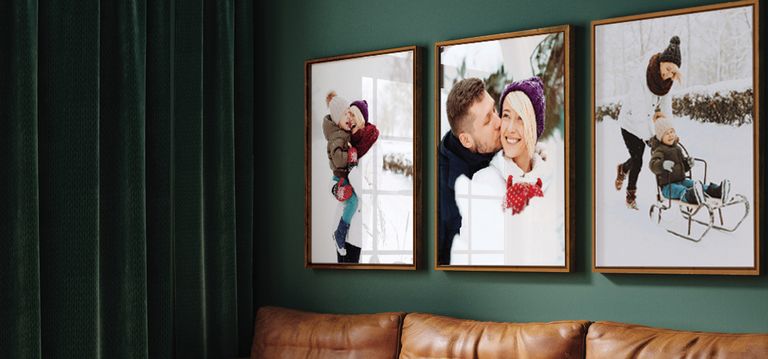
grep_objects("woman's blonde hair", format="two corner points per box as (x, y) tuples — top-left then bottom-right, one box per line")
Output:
(504, 91), (538, 158)
(348, 105), (366, 129)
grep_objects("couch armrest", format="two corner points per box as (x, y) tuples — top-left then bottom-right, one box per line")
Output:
(251, 306), (405, 359)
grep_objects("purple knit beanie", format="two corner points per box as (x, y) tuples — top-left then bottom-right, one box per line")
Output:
(498, 76), (546, 138)
(350, 100), (369, 123)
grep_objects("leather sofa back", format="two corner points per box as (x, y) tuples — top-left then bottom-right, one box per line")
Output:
(586, 321), (768, 359)
(251, 306), (405, 359)
(251, 307), (768, 359)
(399, 313), (590, 358)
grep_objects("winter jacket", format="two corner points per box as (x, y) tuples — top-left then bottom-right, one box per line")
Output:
(322, 114), (352, 178)
(455, 151), (564, 266)
(617, 58), (674, 140)
(437, 132), (495, 265)
(649, 139), (691, 186)
(350, 123), (379, 159)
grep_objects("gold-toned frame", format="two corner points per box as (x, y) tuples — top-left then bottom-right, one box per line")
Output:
(434, 25), (575, 272)
(305, 46), (422, 270)
(591, 0), (761, 275)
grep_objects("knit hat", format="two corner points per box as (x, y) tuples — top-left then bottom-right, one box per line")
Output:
(499, 77), (546, 138)
(654, 116), (675, 141)
(350, 100), (369, 123)
(326, 91), (350, 125)
(659, 36), (682, 67)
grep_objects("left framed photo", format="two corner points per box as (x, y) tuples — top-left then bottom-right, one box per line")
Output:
(305, 46), (421, 270)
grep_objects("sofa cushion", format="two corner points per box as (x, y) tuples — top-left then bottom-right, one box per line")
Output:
(399, 313), (590, 358)
(251, 306), (405, 359)
(586, 321), (768, 359)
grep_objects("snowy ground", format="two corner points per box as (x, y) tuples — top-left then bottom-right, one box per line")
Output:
(595, 117), (755, 267)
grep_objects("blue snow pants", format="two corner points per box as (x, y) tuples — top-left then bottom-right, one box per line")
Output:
(662, 179), (712, 203)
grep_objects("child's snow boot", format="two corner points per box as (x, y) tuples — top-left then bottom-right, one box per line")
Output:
(683, 182), (705, 205)
(719, 179), (731, 203)
(332, 219), (349, 256)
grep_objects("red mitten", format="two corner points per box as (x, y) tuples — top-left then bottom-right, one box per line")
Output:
(504, 176), (544, 215)
(331, 177), (354, 202)
(347, 146), (358, 167)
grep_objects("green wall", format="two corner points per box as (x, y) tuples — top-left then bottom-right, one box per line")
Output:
(256, 0), (767, 333)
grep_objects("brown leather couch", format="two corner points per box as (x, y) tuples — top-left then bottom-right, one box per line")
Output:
(251, 306), (768, 358)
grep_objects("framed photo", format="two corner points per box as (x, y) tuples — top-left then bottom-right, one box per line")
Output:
(434, 25), (574, 271)
(592, 0), (760, 275)
(305, 46), (421, 270)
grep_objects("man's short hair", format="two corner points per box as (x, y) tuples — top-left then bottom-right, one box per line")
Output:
(446, 78), (486, 136)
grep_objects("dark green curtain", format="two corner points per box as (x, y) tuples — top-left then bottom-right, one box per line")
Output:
(0, 0), (255, 358)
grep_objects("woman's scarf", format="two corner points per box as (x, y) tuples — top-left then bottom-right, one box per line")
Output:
(646, 53), (674, 97)
(350, 123), (379, 159)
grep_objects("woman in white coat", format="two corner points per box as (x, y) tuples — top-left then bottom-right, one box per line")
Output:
(615, 36), (683, 209)
(458, 77), (564, 266)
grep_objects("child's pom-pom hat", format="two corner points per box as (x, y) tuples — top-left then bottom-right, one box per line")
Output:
(326, 91), (350, 125)
(654, 116), (675, 141)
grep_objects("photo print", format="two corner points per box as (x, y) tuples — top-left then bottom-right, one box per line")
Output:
(306, 46), (421, 269)
(592, 1), (760, 274)
(435, 26), (574, 271)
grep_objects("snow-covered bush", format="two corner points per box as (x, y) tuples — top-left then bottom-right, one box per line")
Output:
(596, 87), (753, 126)
(382, 153), (413, 177)
(595, 102), (622, 123)
(673, 88), (753, 126)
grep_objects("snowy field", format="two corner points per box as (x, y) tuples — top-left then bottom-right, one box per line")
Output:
(595, 117), (755, 267)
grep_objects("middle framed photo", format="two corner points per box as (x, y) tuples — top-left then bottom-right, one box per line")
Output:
(434, 25), (574, 271)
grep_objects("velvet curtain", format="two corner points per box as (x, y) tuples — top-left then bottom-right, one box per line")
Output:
(0, 0), (254, 358)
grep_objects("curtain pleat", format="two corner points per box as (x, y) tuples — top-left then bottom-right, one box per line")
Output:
(234, 0), (255, 354)
(172, 0), (207, 357)
(203, 0), (238, 358)
(146, 0), (175, 357)
(0, 0), (41, 358)
(38, 0), (101, 357)
(1, 0), (253, 357)
(99, 0), (148, 358)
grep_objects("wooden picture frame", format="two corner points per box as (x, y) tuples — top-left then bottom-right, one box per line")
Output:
(305, 46), (421, 270)
(591, 0), (760, 275)
(434, 25), (575, 272)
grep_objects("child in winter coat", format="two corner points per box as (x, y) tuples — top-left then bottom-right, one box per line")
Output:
(323, 92), (379, 259)
(649, 116), (729, 205)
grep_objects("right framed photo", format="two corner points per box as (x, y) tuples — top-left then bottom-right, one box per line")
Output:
(592, 0), (760, 275)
